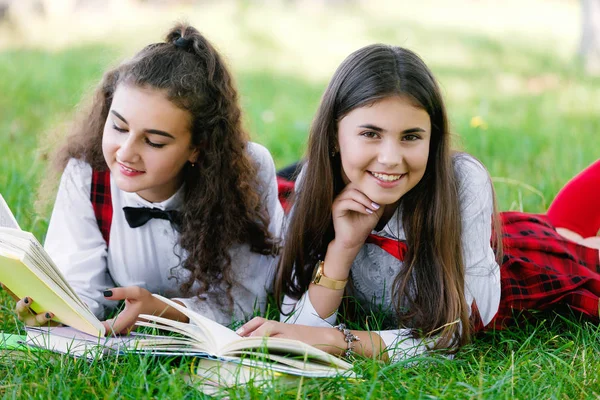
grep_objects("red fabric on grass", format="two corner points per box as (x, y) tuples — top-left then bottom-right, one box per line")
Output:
(546, 159), (600, 238)
(364, 212), (600, 331)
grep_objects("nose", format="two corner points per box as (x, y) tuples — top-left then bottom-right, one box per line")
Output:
(116, 135), (140, 164)
(377, 138), (403, 167)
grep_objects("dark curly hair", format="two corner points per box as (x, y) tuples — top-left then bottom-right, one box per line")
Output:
(52, 22), (278, 310)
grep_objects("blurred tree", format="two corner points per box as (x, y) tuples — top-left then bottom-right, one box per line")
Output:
(580, 0), (600, 74)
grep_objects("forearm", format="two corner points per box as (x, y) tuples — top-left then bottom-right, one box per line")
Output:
(309, 326), (388, 361)
(308, 240), (360, 318)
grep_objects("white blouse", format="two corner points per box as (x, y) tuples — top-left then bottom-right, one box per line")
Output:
(44, 142), (284, 325)
(282, 154), (501, 361)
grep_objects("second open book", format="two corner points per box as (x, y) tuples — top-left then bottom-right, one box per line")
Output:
(26, 294), (353, 378)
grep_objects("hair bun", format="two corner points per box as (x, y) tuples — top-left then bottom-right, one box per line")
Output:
(174, 36), (192, 50)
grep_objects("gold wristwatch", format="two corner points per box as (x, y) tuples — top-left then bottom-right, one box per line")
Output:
(311, 260), (348, 290)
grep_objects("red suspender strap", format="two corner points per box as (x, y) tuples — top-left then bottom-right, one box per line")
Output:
(91, 170), (113, 246)
(365, 234), (408, 261)
(276, 176), (295, 213)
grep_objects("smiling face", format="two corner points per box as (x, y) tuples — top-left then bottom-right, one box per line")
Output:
(102, 84), (199, 203)
(337, 95), (431, 205)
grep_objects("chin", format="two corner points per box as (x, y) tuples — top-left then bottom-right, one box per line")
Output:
(113, 178), (141, 194)
(366, 192), (404, 206)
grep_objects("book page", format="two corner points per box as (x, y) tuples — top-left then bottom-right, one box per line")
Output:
(0, 195), (20, 230)
(220, 336), (352, 370)
(150, 295), (352, 375)
(25, 326), (212, 359)
(152, 294), (241, 349)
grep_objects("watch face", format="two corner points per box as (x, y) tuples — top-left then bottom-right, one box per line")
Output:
(311, 261), (323, 281)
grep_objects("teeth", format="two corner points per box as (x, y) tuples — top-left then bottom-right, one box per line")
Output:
(371, 172), (403, 182)
(121, 165), (139, 173)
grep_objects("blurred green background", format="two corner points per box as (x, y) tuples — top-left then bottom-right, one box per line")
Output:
(0, 1), (599, 397)
(1, 0), (598, 240)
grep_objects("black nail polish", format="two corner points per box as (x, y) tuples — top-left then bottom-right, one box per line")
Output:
(103, 290), (113, 297)
(45, 313), (51, 319)
(23, 297), (29, 304)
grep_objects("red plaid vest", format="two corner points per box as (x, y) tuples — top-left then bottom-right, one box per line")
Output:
(90, 170), (113, 245)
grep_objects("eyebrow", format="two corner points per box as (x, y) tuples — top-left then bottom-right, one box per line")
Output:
(110, 110), (176, 139)
(358, 124), (426, 134)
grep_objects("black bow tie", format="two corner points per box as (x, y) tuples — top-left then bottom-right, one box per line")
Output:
(123, 207), (182, 228)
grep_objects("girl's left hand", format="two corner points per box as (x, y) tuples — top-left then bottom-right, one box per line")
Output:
(102, 286), (162, 335)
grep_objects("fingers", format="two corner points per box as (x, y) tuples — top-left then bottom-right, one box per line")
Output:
(15, 296), (54, 326)
(103, 308), (140, 336)
(334, 187), (380, 215)
(249, 321), (281, 338)
(103, 286), (145, 301)
(15, 297), (34, 319)
(236, 316), (266, 336)
(34, 311), (55, 326)
(236, 317), (282, 338)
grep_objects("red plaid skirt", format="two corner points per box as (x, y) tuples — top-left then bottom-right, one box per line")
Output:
(479, 212), (600, 331)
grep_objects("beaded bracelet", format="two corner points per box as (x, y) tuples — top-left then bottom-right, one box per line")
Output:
(333, 323), (360, 358)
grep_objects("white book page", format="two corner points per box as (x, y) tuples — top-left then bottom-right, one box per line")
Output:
(152, 294), (241, 350)
(0, 195), (20, 230)
(152, 294), (352, 370)
(136, 315), (210, 348)
(220, 336), (352, 369)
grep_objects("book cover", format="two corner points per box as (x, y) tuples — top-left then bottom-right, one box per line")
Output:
(0, 194), (105, 336)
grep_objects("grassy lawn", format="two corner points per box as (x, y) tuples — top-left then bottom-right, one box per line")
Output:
(1, 0), (599, 398)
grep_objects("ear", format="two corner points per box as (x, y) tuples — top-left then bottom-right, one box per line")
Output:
(188, 147), (200, 164)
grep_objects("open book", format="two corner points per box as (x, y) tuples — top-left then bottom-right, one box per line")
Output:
(0, 194), (105, 336)
(26, 294), (354, 378)
(1, 195), (352, 377)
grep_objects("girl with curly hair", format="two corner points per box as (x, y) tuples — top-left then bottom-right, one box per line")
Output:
(240, 44), (600, 362)
(14, 23), (283, 335)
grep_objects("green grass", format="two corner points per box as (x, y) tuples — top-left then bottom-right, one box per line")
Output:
(1, 1), (600, 398)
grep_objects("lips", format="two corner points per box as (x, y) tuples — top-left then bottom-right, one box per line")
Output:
(118, 162), (145, 176)
(368, 171), (406, 182)
(370, 171), (404, 182)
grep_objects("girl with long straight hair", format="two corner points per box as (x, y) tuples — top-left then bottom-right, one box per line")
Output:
(239, 44), (600, 362)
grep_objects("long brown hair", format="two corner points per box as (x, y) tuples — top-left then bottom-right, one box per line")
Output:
(52, 23), (277, 309)
(276, 44), (497, 351)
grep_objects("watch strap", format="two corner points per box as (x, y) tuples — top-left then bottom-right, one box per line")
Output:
(311, 261), (347, 290)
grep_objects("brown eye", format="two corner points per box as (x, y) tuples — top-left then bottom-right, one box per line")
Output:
(360, 131), (379, 139)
